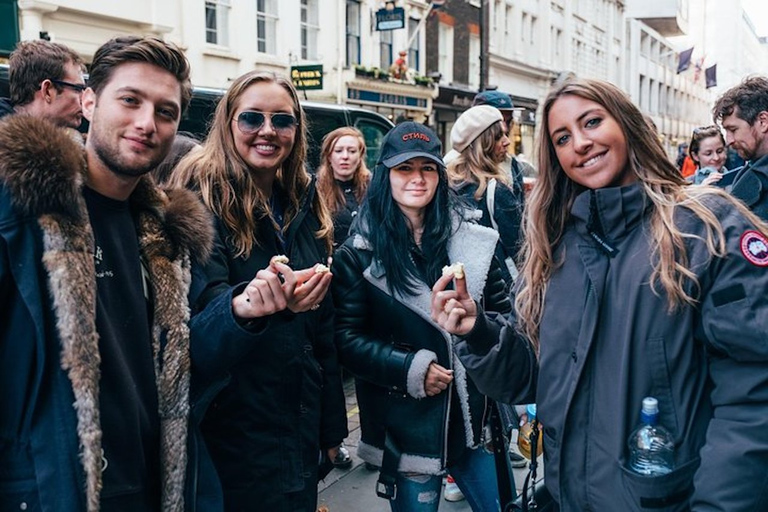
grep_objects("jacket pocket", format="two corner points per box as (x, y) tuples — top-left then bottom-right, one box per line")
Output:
(619, 456), (698, 511)
(0, 478), (40, 512)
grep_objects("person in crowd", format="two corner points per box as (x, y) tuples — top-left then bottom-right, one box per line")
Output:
(331, 121), (512, 511)
(152, 132), (201, 185)
(0, 35), (223, 512)
(687, 125), (728, 185)
(316, 126), (372, 249)
(469, 90), (531, 198)
(447, 105), (523, 285)
(431, 77), (768, 511)
(713, 76), (768, 220)
(0, 39), (85, 128)
(169, 70), (348, 511)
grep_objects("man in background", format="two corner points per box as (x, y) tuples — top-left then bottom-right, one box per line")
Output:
(0, 39), (85, 128)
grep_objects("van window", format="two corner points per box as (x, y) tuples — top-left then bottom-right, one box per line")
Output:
(355, 118), (389, 169)
(304, 108), (346, 172)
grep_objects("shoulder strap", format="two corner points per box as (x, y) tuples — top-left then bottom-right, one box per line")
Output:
(486, 178), (499, 231)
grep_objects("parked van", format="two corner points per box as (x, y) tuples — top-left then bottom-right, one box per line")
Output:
(0, 64), (393, 171)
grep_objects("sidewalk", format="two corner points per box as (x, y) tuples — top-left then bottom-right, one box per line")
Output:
(317, 377), (536, 511)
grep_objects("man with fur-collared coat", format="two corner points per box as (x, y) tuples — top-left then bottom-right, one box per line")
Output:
(0, 36), (244, 512)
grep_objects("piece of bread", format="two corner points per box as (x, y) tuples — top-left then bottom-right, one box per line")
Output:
(441, 262), (465, 279)
(271, 255), (290, 265)
(314, 263), (330, 274)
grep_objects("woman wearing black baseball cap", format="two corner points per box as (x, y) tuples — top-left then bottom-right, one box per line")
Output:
(331, 122), (512, 511)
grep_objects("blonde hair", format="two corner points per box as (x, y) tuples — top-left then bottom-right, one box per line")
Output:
(169, 70), (333, 257)
(316, 126), (371, 215)
(518, 77), (768, 351)
(447, 121), (511, 200)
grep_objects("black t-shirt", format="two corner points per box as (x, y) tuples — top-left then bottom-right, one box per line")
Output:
(83, 186), (161, 511)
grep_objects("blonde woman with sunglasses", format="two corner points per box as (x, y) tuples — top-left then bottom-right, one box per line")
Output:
(169, 71), (347, 511)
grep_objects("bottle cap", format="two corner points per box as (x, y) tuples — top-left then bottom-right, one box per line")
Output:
(641, 397), (659, 414)
(526, 403), (537, 420)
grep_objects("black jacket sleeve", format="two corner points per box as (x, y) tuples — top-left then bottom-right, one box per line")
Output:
(454, 302), (537, 406)
(331, 244), (416, 391)
(314, 294), (349, 450)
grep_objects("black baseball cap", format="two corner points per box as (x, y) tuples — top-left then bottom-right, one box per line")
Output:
(472, 90), (522, 111)
(377, 122), (444, 168)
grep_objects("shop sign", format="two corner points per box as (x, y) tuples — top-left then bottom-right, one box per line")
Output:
(291, 65), (323, 90)
(376, 7), (405, 31)
(348, 87), (427, 109)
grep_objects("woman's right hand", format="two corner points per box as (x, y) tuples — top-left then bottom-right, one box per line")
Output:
(702, 172), (723, 186)
(232, 262), (296, 319)
(431, 272), (478, 335)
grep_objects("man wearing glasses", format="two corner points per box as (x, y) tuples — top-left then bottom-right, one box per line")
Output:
(0, 39), (85, 129)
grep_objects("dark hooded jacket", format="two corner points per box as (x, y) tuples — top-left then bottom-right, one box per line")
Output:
(331, 213), (510, 474)
(456, 184), (768, 511)
(0, 115), (234, 512)
(722, 153), (768, 222)
(188, 178), (348, 511)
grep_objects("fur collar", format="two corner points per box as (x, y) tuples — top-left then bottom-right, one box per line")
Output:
(0, 115), (213, 265)
(0, 116), (213, 511)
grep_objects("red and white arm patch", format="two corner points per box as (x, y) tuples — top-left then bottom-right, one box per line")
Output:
(740, 230), (768, 267)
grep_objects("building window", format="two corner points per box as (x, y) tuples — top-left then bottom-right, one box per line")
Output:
(438, 22), (453, 84)
(469, 33), (480, 90)
(257, 0), (278, 54)
(205, 0), (231, 46)
(301, 0), (319, 60)
(380, 29), (393, 69)
(346, 0), (360, 66)
(408, 17), (420, 72)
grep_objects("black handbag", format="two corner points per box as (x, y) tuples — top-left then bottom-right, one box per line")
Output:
(504, 418), (557, 512)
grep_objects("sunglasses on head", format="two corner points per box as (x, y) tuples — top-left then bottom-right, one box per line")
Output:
(235, 111), (298, 134)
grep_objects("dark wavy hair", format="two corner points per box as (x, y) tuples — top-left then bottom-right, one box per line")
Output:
(358, 159), (461, 296)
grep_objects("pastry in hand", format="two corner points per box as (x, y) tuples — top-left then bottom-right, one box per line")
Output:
(314, 263), (330, 274)
(271, 255), (290, 265)
(441, 262), (465, 280)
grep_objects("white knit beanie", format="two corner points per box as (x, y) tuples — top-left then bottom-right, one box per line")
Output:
(450, 105), (503, 153)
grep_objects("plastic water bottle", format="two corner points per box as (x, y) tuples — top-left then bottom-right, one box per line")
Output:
(628, 397), (675, 475)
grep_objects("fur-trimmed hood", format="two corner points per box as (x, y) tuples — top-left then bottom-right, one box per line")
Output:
(0, 115), (214, 512)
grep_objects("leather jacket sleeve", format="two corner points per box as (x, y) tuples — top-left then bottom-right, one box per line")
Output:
(481, 255), (512, 315)
(331, 243), (416, 392)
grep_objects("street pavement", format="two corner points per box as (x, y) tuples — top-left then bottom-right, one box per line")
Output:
(317, 377), (537, 511)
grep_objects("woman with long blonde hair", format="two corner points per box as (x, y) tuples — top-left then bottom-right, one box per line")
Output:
(431, 77), (768, 511)
(447, 105), (523, 284)
(170, 70), (347, 511)
(316, 126), (371, 247)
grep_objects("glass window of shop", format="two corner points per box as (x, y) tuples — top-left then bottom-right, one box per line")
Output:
(346, 0), (361, 66)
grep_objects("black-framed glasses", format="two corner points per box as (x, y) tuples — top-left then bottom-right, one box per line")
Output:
(51, 79), (86, 93)
(235, 111), (298, 134)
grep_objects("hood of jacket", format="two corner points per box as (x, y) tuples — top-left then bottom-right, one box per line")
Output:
(0, 115), (214, 512)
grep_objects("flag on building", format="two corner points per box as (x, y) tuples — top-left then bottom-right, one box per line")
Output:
(705, 64), (718, 89)
(677, 47), (694, 74)
(693, 56), (705, 83)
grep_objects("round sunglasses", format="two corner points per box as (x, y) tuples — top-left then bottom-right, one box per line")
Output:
(235, 111), (298, 134)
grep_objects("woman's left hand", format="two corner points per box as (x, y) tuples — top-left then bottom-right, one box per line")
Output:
(424, 362), (454, 397)
(284, 260), (333, 313)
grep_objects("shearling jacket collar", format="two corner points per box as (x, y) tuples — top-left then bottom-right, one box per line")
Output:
(0, 115), (214, 512)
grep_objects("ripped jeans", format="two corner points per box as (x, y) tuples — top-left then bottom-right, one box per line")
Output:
(388, 446), (501, 512)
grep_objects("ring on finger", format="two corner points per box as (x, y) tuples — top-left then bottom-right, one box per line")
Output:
(310, 303), (320, 311)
